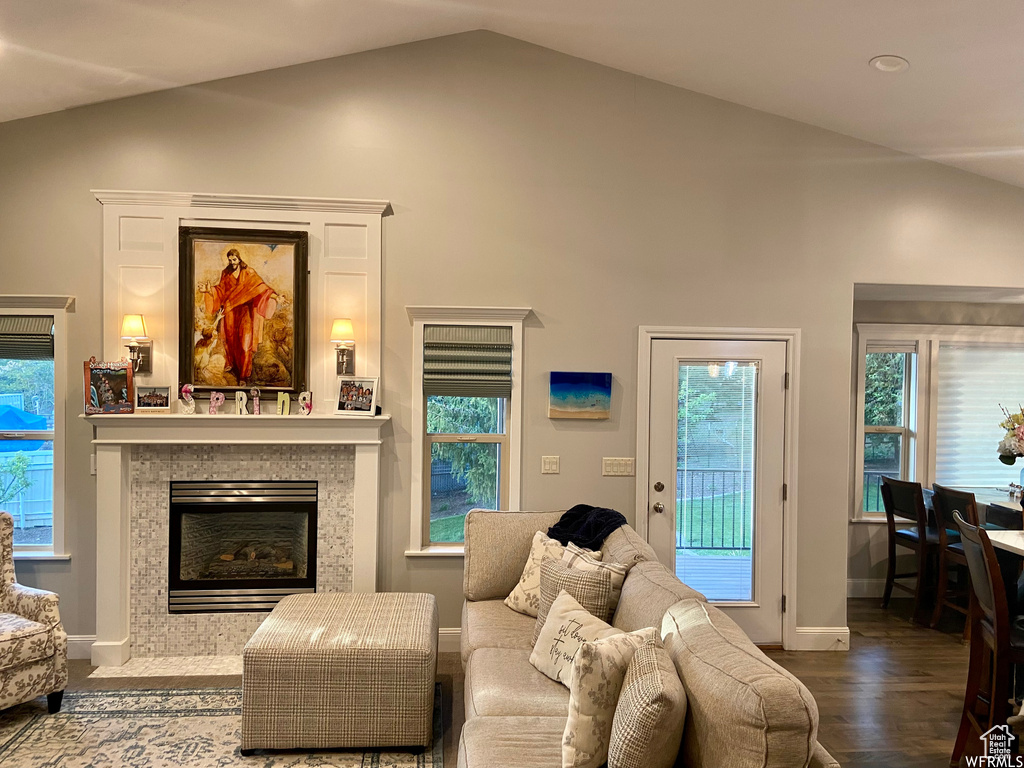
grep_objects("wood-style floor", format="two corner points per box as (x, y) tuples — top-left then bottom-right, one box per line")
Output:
(766, 598), (971, 768)
(63, 598), (972, 768)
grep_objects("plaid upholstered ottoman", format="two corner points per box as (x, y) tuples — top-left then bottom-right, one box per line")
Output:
(240, 592), (438, 753)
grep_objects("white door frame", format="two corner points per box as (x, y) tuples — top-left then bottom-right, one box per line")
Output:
(636, 326), (801, 650)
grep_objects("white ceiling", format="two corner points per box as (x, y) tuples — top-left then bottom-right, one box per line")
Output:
(2, 1), (1023, 188)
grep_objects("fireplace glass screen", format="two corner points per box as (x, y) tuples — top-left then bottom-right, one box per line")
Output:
(178, 510), (310, 582)
(169, 480), (317, 613)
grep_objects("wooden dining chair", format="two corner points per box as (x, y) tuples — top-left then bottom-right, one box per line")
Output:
(931, 484), (979, 634)
(880, 476), (935, 619)
(950, 511), (1024, 766)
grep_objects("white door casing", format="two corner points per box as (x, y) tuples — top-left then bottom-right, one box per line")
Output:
(636, 327), (800, 648)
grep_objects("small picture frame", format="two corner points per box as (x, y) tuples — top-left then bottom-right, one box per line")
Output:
(335, 376), (378, 416)
(84, 357), (134, 414)
(136, 385), (171, 412)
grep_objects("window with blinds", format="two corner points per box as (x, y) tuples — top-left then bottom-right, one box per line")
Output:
(935, 343), (1024, 487)
(423, 324), (511, 544)
(0, 313), (57, 548)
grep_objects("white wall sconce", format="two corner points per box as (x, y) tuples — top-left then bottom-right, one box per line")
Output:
(330, 318), (356, 375)
(120, 314), (152, 374)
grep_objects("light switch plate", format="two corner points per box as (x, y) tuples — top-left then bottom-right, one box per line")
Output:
(602, 457), (635, 476)
(542, 456), (560, 474)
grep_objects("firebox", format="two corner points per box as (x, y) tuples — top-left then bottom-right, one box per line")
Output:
(168, 480), (317, 613)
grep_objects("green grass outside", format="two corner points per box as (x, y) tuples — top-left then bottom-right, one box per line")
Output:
(430, 513), (467, 543)
(678, 491), (751, 555)
(863, 483), (884, 513)
(428, 495), (753, 551)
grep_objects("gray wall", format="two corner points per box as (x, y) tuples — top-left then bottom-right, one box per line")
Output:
(4, 31), (1024, 637)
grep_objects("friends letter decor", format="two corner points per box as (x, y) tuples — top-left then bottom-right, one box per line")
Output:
(179, 383), (196, 415)
(178, 227), (308, 395)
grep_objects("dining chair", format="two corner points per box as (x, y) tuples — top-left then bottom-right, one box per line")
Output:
(986, 503), (1024, 532)
(880, 476), (935, 619)
(950, 511), (1024, 766)
(931, 484), (979, 635)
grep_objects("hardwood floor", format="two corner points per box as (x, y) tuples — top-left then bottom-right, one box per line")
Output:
(767, 598), (971, 768)
(63, 599), (973, 767)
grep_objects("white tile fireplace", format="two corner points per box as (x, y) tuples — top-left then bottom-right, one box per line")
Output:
(85, 413), (388, 666)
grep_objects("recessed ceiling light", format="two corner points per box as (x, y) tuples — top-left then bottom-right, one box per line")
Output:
(869, 55), (910, 73)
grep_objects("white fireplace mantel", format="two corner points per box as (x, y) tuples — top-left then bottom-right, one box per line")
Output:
(85, 413), (389, 666)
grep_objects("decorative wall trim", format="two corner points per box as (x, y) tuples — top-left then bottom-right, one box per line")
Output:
(82, 413), (389, 445)
(93, 190), (392, 215)
(406, 306), (532, 322)
(0, 295), (75, 310)
(791, 626), (851, 652)
(438, 627), (461, 654)
(68, 635), (98, 660)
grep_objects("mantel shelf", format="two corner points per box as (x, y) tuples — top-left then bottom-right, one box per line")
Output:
(81, 413), (391, 445)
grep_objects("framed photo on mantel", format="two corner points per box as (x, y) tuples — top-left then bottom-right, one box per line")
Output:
(178, 226), (309, 394)
(84, 358), (134, 414)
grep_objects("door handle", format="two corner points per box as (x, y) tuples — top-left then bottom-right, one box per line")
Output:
(652, 502), (665, 514)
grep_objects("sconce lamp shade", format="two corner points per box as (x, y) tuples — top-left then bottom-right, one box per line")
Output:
(330, 318), (355, 344)
(120, 314), (149, 340)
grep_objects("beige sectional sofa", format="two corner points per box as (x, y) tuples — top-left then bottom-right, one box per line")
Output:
(457, 509), (840, 768)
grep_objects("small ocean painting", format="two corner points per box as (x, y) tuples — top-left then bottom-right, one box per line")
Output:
(548, 371), (612, 420)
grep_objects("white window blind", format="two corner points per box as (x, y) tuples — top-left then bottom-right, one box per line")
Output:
(935, 343), (1024, 487)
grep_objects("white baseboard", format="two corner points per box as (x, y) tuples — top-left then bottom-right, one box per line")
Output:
(438, 627), (461, 654)
(847, 578), (913, 599)
(67, 635), (97, 660)
(790, 626), (850, 651)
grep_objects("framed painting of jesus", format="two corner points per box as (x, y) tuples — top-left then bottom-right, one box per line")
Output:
(178, 226), (309, 394)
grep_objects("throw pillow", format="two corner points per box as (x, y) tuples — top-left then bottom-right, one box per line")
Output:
(607, 638), (687, 768)
(533, 558), (615, 645)
(530, 590), (625, 685)
(561, 542), (629, 616)
(505, 532), (603, 618)
(562, 627), (659, 768)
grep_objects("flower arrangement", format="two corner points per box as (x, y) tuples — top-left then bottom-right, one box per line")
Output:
(998, 405), (1024, 465)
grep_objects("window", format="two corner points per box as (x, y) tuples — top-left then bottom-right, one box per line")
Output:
(0, 300), (68, 555)
(935, 343), (1024, 487)
(861, 349), (913, 513)
(853, 324), (1024, 522)
(406, 307), (528, 554)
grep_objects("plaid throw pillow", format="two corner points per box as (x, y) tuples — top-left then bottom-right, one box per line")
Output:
(533, 558), (615, 645)
(608, 638), (687, 768)
(505, 532), (603, 618)
(561, 542), (629, 614)
(562, 628), (659, 768)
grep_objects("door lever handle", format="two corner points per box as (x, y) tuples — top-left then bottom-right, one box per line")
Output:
(652, 502), (665, 514)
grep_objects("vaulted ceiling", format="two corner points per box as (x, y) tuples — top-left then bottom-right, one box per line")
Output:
(3, 1), (1022, 187)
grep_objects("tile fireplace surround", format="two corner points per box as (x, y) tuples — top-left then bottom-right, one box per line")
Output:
(84, 413), (389, 666)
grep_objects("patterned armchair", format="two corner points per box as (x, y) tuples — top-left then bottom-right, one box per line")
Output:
(0, 511), (67, 713)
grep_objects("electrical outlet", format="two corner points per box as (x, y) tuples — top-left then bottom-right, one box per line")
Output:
(90, 452), (97, 476)
(602, 458), (635, 476)
(541, 456), (560, 474)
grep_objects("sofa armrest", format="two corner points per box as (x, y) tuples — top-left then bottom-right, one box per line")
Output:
(1, 582), (62, 627)
(809, 741), (840, 768)
(463, 509), (563, 601)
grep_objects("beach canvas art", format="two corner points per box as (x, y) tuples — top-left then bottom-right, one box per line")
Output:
(548, 371), (612, 419)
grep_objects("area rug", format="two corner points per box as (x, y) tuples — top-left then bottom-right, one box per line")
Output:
(0, 686), (443, 767)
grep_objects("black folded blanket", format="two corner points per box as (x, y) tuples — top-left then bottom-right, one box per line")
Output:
(547, 504), (628, 551)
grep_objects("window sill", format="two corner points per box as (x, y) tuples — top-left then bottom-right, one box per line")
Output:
(13, 552), (71, 561)
(405, 545), (465, 558)
(850, 516), (888, 525)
